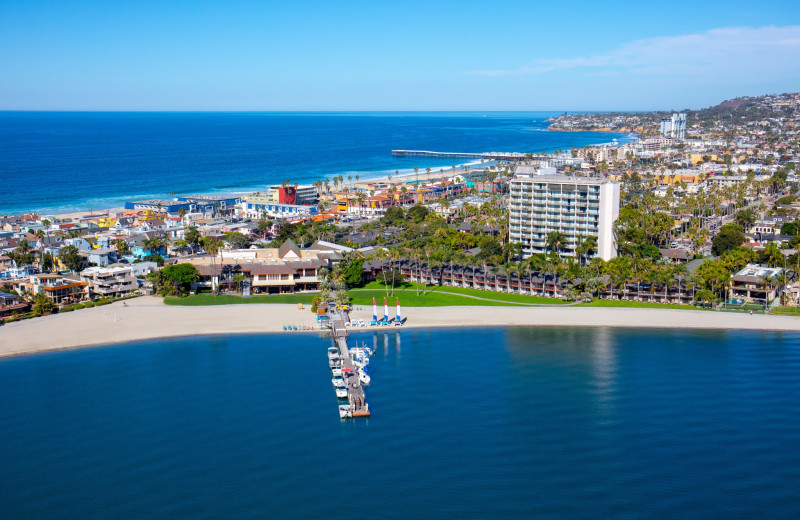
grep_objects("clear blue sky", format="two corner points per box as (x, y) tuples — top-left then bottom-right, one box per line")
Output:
(1, 0), (799, 111)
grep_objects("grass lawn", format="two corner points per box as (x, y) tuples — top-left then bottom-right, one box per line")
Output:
(769, 306), (800, 316)
(164, 282), (563, 307)
(165, 282), (709, 311)
(577, 299), (707, 310)
(353, 282), (566, 306)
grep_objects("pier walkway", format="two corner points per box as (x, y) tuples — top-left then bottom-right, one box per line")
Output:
(392, 149), (534, 161)
(329, 307), (369, 418)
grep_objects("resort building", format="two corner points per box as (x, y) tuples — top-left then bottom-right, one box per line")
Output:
(509, 176), (620, 261)
(729, 264), (785, 306)
(80, 266), (139, 299)
(178, 239), (341, 294)
(240, 196), (319, 220)
(262, 185), (318, 206)
(125, 195), (241, 216)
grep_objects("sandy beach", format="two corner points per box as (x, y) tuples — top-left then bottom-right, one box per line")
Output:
(2, 296), (799, 358)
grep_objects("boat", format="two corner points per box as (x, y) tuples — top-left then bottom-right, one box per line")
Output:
(359, 370), (371, 385)
(339, 404), (354, 419)
(332, 378), (346, 388)
(329, 359), (341, 369)
(331, 367), (342, 377)
(335, 387), (348, 399)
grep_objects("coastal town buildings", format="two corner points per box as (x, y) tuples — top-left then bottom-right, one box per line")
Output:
(509, 176), (620, 261)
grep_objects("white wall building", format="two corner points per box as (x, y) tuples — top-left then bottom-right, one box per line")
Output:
(509, 176), (620, 261)
(659, 113), (686, 139)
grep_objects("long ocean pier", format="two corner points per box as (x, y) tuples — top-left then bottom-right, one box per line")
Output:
(329, 307), (369, 418)
(392, 149), (531, 161)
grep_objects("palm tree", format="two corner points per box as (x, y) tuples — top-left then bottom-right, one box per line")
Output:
(233, 272), (246, 294)
(546, 231), (567, 259)
(390, 248), (400, 295)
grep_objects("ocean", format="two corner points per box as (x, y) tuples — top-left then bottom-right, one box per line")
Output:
(1, 327), (798, 519)
(0, 112), (634, 215)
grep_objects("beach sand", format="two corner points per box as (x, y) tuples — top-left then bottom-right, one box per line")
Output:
(1, 297), (799, 358)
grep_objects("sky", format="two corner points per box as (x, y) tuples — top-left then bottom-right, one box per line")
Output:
(1, 0), (799, 111)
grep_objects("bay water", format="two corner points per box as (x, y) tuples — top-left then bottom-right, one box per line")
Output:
(1, 326), (799, 518)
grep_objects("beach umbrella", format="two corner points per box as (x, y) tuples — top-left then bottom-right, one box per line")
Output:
(372, 297), (377, 322)
(383, 298), (389, 322)
(396, 298), (401, 322)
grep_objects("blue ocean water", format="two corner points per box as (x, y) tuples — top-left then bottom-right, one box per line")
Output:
(1, 326), (799, 519)
(0, 112), (634, 214)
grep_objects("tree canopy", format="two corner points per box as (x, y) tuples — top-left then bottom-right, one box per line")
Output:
(58, 245), (84, 272)
(156, 263), (199, 296)
(711, 224), (746, 256)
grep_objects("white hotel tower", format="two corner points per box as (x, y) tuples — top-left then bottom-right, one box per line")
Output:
(508, 176), (620, 261)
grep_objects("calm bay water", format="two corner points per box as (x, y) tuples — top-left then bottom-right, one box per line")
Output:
(1, 327), (799, 519)
(0, 112), (633, 214)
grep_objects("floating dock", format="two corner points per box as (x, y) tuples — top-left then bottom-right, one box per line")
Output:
(329, 307), (370, 418)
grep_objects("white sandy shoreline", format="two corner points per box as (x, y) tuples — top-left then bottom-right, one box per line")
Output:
(1, 297), (799, 359)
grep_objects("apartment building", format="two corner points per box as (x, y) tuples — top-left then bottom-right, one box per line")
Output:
(81, 266), (139, 299)
(509, 176), (620, 261)
(660, 113), (686, 139)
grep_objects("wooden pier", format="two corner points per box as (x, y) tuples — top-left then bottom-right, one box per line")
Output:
(392, 149), (534, 161)
(329, 307), (370, 418)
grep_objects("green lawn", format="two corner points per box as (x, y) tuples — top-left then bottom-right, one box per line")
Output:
(164, 282), (706, 311)
(577, 299), (706, 310)
(354, 282), (566, 306)
(769, 306), (800, 316)
(164, 282), (563, 307)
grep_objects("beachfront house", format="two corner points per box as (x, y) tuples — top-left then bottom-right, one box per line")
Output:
(81, 266), (139, 299)
(0, 291), (29, 318)
(29, 273), (89, 305)
(729, 264), (785, 306)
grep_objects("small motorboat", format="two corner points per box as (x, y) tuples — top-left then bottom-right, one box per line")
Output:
(335, 387), (348, 399)
(331, 367), (342, 377)
(339, 404), (354, 419)
(359, 371), (370, 386)
(332, 378), (346, 388)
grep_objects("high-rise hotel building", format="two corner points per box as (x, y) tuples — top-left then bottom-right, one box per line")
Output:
(508, 176), (620, 261)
